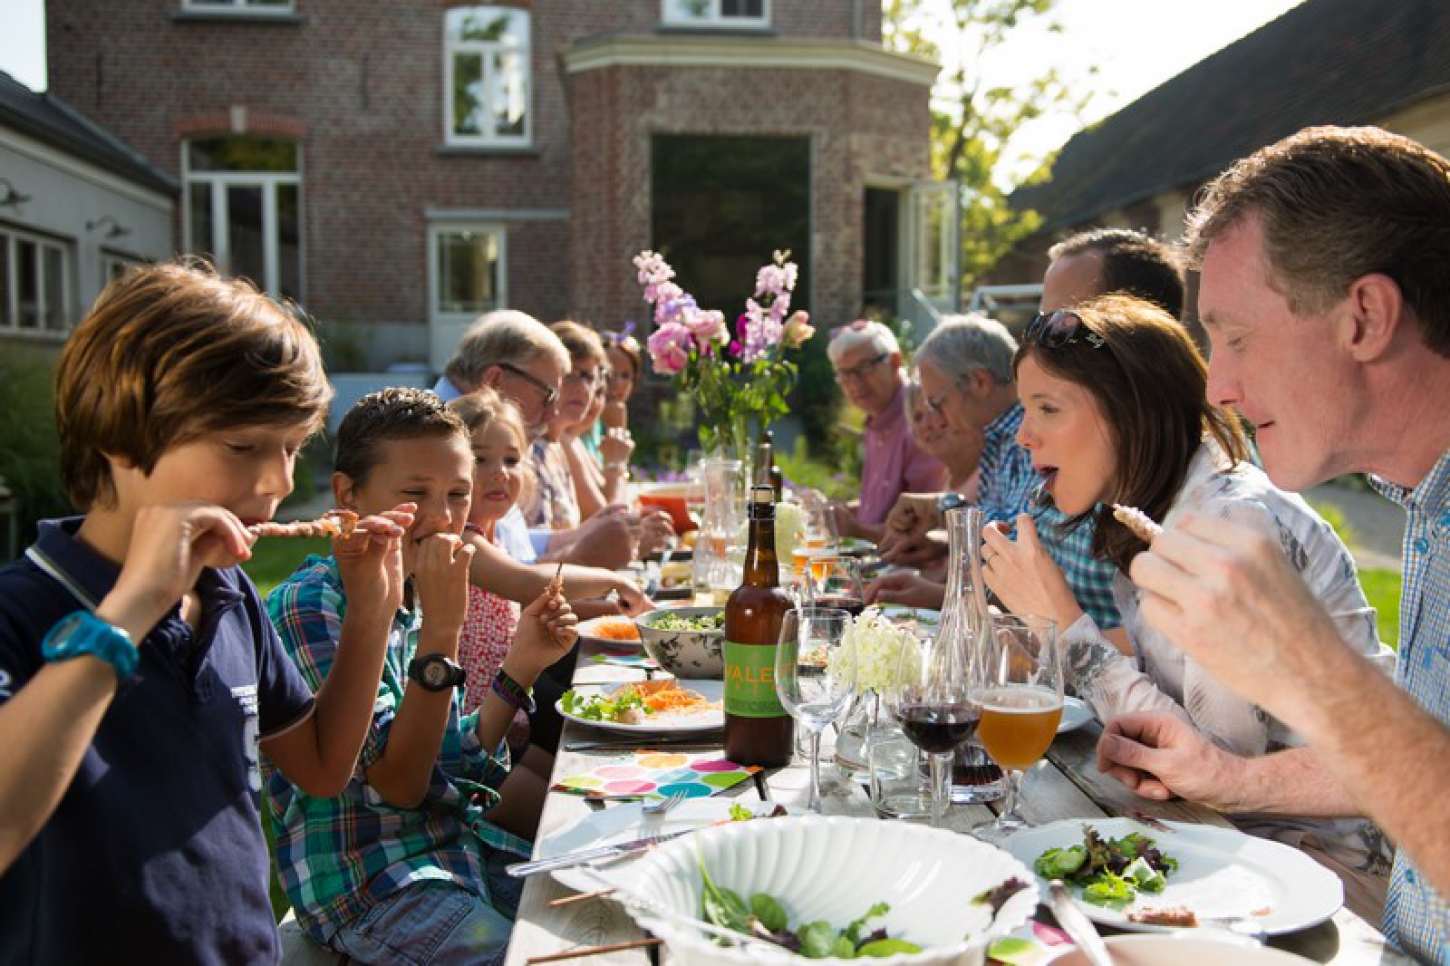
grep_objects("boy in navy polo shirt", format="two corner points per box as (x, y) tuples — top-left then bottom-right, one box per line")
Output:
(0, 262), (414, 965)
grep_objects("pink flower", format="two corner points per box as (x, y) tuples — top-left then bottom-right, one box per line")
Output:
(684, 308), (728, 350)
(782, 310), (814, 348)
(647, 322), (693, 375)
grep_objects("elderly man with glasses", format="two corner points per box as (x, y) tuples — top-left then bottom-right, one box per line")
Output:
(825, 320), (946, 543)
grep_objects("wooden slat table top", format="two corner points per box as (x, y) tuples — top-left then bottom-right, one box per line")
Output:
(504, 643), (1410, 966)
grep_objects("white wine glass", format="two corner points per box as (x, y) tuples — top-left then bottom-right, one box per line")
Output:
(974, 614), (1062, 838)
(774, 607), (855, 813)
(884, 624), (976, 826)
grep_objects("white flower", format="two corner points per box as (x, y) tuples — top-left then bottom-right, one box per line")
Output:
(830, 608), (921, 692)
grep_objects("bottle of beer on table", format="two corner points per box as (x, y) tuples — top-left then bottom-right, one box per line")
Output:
(724, 483), (794, 767)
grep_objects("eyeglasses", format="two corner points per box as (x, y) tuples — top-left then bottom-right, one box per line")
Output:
(1024, 310), (1106, 350)
(924, 377), (964, 415)
(834, 352), (889, 383)
(497, 362), (559, 408)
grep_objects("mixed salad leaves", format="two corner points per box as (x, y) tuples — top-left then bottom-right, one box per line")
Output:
(698, 856), (921, 958)
(649, 611), (726, 633)
(1034, 824), (1178, 910)
(561, 687), (649, 723)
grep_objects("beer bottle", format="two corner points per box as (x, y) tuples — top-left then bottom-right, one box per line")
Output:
(723, 483), (794, 767)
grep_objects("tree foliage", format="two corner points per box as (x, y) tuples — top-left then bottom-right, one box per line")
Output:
(884, 0), (1095, 289)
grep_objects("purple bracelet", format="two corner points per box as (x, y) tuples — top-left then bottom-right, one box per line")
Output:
(492, 669), (536, 714)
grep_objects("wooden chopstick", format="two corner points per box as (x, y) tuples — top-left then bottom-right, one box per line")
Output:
(526, 937), (664, 964)
(549, 887), (616, 907)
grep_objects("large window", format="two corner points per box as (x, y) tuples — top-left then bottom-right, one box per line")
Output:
(662, 0), (769, 28)
(184, 136), (302, 300)
(0, 226), (71, 335)
(429, 224), (506, 320)
(445, 7), (531, 147)
(181, 0), (294, 13)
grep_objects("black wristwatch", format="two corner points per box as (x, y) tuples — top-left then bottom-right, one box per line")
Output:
(407, 654), (467, 692)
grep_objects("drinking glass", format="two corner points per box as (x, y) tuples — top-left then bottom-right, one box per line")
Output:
(974, 614), (1062, 838)
(774, 607), (855, 813)
(803, 554), (866, 617)
(884, 624), (976, 826)
(800, 490), (838, 551)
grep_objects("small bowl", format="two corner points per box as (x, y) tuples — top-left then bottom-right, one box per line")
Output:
(625, 815), (1037, 966)
(1043, 934), (1314, 964)
(636, 606), (725, 679)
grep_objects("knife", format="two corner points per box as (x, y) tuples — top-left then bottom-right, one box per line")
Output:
(1049, 880), (1114, 966)
(564, 735), (722, 752)
(506, 827), (697, 878)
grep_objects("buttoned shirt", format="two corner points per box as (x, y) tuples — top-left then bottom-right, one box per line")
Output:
(1372, 448), (1450, 961)
(263, 556), (527, 945)
(859, 383), (947, 524)
(976, 403), (1120, 629)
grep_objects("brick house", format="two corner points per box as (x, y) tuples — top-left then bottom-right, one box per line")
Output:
(46, 0), (949, 373)
(985, 0), (1450, 314)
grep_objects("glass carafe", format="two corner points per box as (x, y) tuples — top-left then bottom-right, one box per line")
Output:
(940, 507), (1005, 804)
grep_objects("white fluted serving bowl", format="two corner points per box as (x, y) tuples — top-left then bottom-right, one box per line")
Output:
(623, 815), (1037, 966)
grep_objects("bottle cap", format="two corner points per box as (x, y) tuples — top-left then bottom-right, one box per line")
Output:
(750, 483), (774, 504)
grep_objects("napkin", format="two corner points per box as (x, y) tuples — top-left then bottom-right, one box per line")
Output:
(551, 750), (760, 801)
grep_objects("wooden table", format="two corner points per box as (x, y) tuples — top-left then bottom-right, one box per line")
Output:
(504, 643), (1409, 965)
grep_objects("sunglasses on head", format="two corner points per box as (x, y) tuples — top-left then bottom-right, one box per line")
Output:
(1024, 310), (1106, 350)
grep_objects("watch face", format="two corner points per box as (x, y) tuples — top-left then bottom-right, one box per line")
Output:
(422, 661), (450, 688)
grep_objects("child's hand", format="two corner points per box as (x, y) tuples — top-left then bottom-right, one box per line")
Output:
(413, 532), (475, 636)
(332, 504), (414, 619)
(510, 588), (579, 679)
(104, 503), (254, 637)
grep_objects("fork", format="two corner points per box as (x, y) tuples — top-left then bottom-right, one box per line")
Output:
(642, 789), (689, 815)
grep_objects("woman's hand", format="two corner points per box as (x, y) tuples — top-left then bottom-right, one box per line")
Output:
(981, 513), (1083, 629)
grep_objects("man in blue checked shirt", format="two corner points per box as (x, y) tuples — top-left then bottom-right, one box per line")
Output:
(1096, 126), (1450, 963)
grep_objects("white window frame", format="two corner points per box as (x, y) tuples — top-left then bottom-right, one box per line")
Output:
(180, 0), (296, 14)
(428, 222), (508, 322)
(443, 7), (532, 148)
(181, 141), (303, 300)
(101, 250), (147, 286)
(0, 224), (73, 336)
(661, 0), (771, 28)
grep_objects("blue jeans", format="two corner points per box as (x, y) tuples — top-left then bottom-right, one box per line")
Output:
(329, 854), (524, 966)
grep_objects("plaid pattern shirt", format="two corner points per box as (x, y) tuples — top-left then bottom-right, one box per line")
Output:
(977, 403), (1121, 630)
(1372, 449), (1450, 962)
(262, 556), (528, 945)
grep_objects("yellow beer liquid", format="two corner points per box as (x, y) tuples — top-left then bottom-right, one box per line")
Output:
(976, 685), (1063, 771)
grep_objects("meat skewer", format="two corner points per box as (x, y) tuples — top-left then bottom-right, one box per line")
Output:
(1111, 503), (1163, 544)
(547, 560), (565, 599)
(248, 509), (361, 540)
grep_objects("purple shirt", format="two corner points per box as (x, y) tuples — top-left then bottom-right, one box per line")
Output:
(859, 383), (947, 524)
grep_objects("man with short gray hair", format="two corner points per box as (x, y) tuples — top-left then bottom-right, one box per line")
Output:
(435, 309), (572, 439)
(826, 320), (945, 539)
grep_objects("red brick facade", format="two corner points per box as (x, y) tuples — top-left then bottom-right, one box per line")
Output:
(47, 0), (928, 369)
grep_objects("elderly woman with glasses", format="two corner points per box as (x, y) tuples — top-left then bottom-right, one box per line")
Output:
(984, 293), (1393, 910)
(825, 319), (946, 542)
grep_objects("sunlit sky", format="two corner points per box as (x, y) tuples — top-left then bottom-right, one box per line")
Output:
(0, 0), (1304, 168)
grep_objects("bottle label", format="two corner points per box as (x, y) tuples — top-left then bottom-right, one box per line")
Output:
(724, 640), (786, 718)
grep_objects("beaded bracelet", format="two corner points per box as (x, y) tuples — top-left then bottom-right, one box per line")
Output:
(492, 668), (536, 714)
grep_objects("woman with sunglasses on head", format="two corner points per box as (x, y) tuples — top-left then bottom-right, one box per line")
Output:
(985, 293), (1394, 913)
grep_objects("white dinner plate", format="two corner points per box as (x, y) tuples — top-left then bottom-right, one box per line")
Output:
(1057, 695), (1094, 734)
(538, 798), (793, 893)
(557, 679), (724, 735)
(1005, 817), (1342, 936)
(575, 615), (645, 649)
(874, 604), (942, 627)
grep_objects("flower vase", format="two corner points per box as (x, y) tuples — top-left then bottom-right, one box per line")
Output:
(835, 689), (897, 782)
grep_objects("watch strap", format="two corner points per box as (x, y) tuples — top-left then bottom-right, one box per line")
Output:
(42, 610), (138, 682)
(407, 654), (466, 691)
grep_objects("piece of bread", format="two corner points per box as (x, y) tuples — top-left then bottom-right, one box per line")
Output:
(1112, 504), (1163, 543)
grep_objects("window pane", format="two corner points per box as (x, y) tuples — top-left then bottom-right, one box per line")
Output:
(42, 246), (65, 330)
(453, 52), (485, 137)
(666, 0), (713, 20)
(722, 0), (764, 17)
(436, 231), (499, 314)
(188, 136), (297, 173)
(16, 240), (38, 328)
(446, 7), (527, 46)
(494, 52), (527, 138)
(189, 182), (215, 259)
(0, 237), (10, 326)
(278, 183), (301, 301)
(227, 185), (266, 287)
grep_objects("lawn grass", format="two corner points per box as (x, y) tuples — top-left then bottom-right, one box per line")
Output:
(241, 537), (330, 600)
(1359, 567), (1402, 650)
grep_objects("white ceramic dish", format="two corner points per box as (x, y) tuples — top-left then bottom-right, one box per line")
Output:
(624, 815), (1037, 966)
(576, 615), (646, 649)
(557, 679), (724, 735)
(1042, 933), (1314, 964)
(875, 605), (942, 628)
(1056, 695), (1093, 734)
(635, 606), (725, 678)
(538, 798), (792, 893)
(1005, 817), (1342, 936)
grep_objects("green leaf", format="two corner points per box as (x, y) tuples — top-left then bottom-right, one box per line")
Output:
(798, 921), (839, 959)
(831, 935), (859, 959)
(857, 938), (923, 957)
(750, 893), (788, 933)
(1081, 873), (1136, 910)
(843, 901), (890, 944)
(728, 802), (755, 822)
(986, 937), (1037, 964)
(1033, 845), (1086, 881)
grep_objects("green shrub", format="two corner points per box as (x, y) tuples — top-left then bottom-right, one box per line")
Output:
(0, 348), (70, 554)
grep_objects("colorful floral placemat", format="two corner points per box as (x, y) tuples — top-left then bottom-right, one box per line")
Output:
(551, 750), (759, 801)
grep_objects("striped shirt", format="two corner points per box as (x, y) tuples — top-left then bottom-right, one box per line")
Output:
(262, 555), (528, 945)
(977, 403), (1120, 629)
(1372, 449), (1450, 962)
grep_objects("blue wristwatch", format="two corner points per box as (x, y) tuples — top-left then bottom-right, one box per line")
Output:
(42, 610), (138, 682)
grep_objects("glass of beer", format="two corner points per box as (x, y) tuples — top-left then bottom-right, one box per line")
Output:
(973, 614), (1061, 838)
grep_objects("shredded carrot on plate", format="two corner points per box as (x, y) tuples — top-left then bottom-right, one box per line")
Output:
(590, 618), (640, 641)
